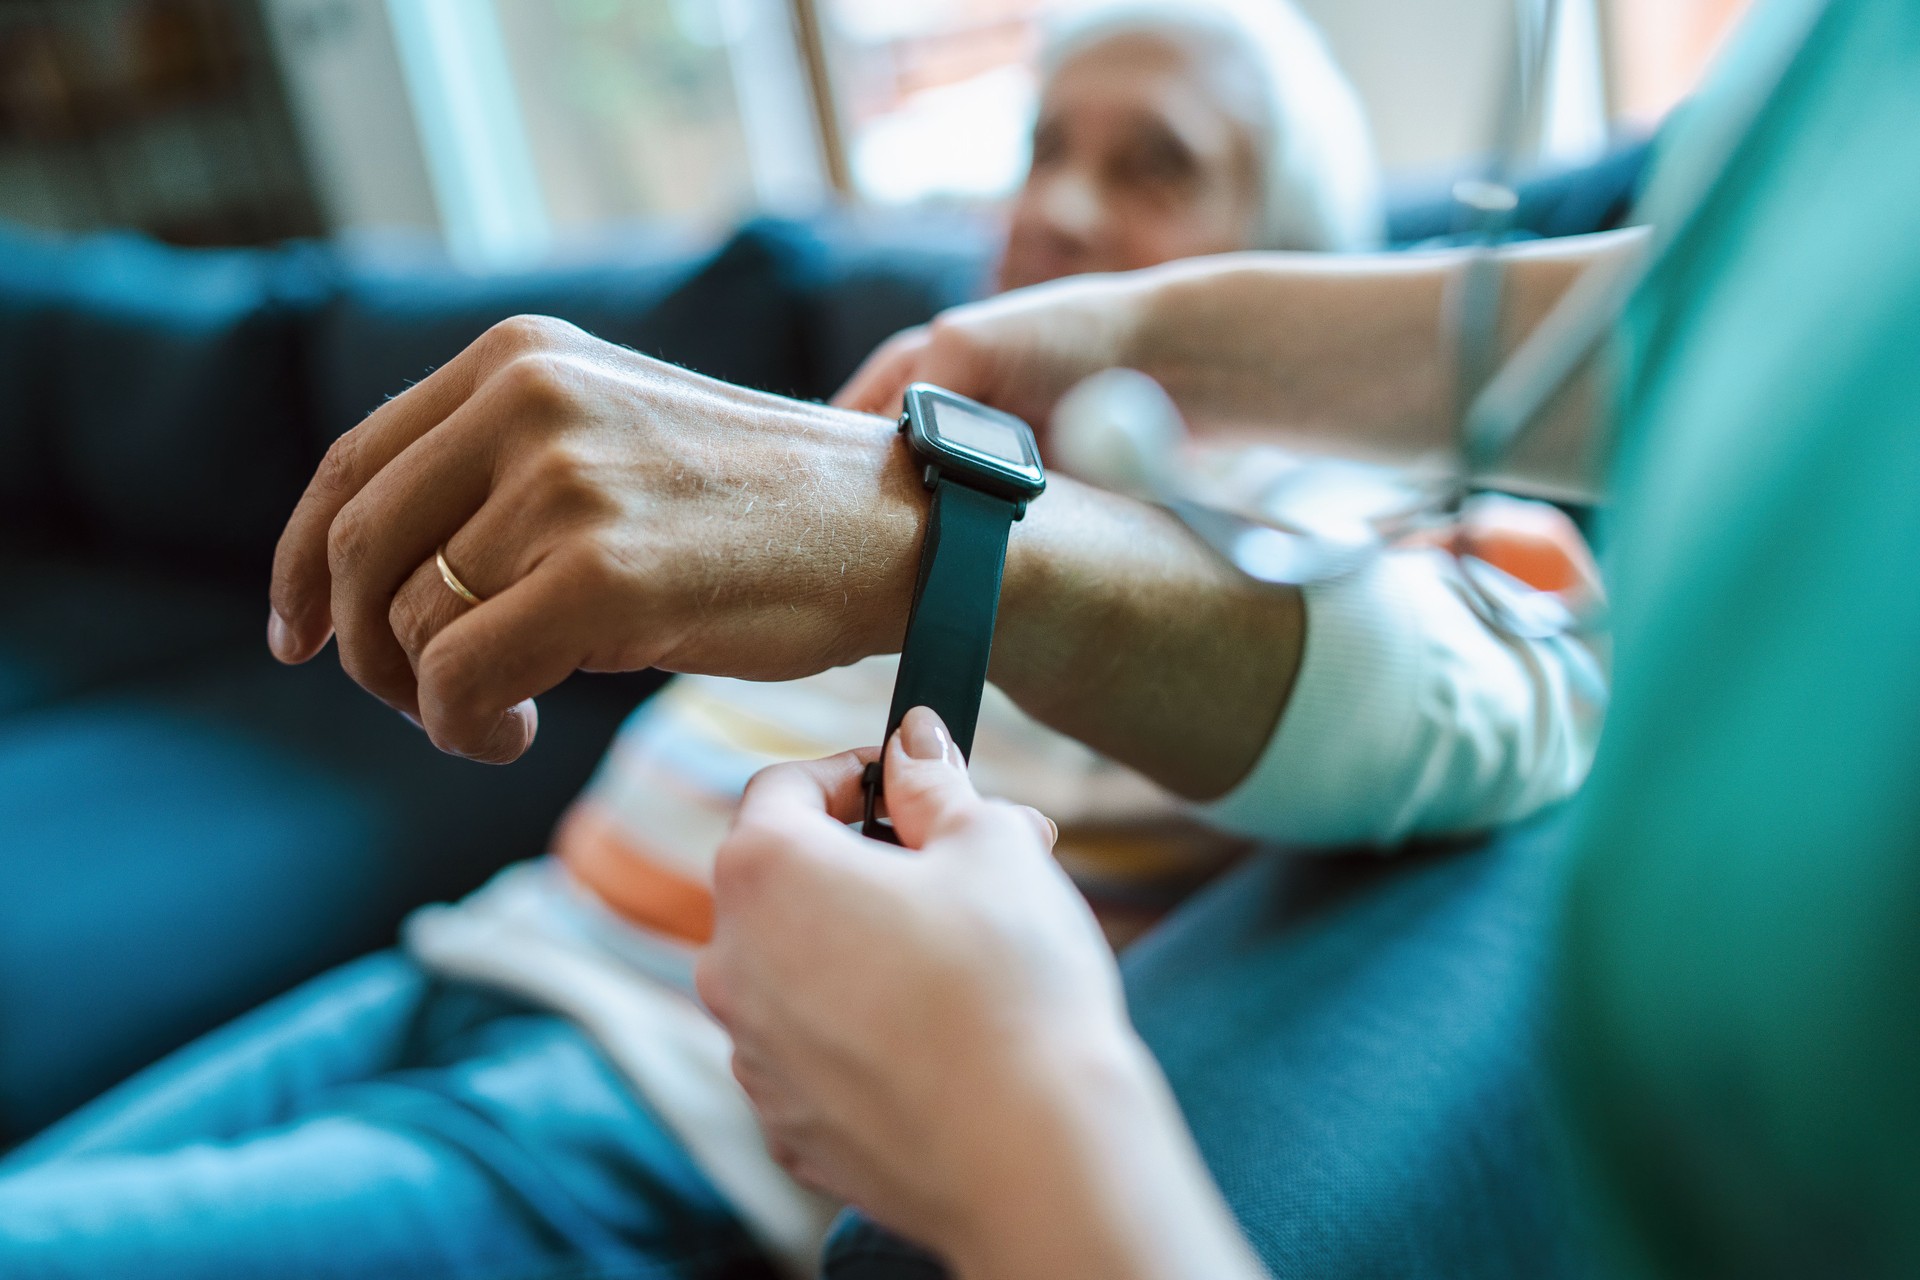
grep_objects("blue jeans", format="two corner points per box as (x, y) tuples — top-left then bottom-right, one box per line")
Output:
(0, 952), (773, 1280)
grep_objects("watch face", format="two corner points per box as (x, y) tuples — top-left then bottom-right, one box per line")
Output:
(931, 400), (1027, 464)
(905, 384), (1046, 499)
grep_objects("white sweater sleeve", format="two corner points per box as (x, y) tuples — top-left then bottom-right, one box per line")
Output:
(1199, 548), (1608, 848)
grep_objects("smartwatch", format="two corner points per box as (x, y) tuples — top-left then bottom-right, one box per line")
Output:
(862, 383), (1047, 843)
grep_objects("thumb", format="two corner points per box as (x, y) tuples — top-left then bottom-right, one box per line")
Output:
(880, 706), (980, 849)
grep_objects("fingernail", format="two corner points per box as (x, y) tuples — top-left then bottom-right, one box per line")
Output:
(1043, 815), (1060, 844)
(899, 706), (952, 762)
(267, 608), (294, 661)
(478, 702), (536, 762)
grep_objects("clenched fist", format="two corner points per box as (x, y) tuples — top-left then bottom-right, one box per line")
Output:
(268, 315), (927, 762)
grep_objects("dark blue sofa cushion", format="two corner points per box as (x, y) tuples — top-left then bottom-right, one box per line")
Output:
(0, 215), (992, 578)
(0, 576), (667, 1139)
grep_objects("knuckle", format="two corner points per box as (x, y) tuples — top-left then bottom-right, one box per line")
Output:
(325, 502), (372, 579)
(485, 313), (569, 354)
(387, 584), (436, 660)
(526, 441), (604, 510)
(494, 353), (575, 415)
(924, 313), (966, 355)
(313, 432), (362, 499)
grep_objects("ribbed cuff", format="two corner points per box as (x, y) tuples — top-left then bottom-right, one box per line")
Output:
(1198, 555), (1428, 847)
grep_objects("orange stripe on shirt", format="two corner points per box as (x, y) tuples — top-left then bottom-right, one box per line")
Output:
(555, 801), (716, 945)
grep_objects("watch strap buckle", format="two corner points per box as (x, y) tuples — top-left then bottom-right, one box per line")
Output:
(860, 759), (902, 845)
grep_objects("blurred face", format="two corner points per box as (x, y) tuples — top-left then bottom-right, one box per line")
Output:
(996, 31), (1264, 292)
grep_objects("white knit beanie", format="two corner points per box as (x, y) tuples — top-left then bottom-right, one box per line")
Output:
(1042, 0), (1384, 252)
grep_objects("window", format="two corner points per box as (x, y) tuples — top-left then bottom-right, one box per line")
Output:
(493, 0), (825, 234)
(265, 0), (1757, 268)
(404, 0), (826, 267)
(269, 0), (826, 268)
(818, 0), (1070, 207)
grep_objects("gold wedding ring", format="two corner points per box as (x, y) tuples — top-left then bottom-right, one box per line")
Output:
(435, 545), (485, 606)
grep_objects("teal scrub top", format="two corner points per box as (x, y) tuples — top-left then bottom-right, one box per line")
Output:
(1555, 0), (1920, 1275)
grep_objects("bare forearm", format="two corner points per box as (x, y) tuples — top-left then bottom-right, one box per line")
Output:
(1121, 229), (1646, 496)
(992, 475), (1302, 801)
(974, 236), (1645, 794)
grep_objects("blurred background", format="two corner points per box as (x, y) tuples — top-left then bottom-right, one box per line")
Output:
(0, 0), (1751, 268)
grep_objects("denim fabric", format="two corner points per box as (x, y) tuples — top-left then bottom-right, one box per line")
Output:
(825, 815), (1583, 1280)
(0, 952), (773, 1280)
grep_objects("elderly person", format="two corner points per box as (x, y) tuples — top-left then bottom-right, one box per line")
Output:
(996, 0), (1380, 286)
(0, 3), (1488, 1277)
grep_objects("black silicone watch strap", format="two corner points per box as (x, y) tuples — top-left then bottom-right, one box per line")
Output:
(862, 479), (1017, 842)
(885, 479), (1018, 756)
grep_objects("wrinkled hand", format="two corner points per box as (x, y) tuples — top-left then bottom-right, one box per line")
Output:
(834, 271), (1149, 437)
(268, 316), (926, 763)
(697, 707), (1148, 1253)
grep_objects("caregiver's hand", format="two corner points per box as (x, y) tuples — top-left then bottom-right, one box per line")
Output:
(698, 707), (1265, 1280)
(268, 316), (926, 762)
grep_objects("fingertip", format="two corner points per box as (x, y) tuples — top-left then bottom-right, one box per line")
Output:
(267, 608), (296, 663)
(880, 708), (980, 847)
(883, 712), (965, 798)
(896, 705), (960, 765)
(1023, 807), (1060, 849)
(266, 607), (328, 665)
(473, 699), (537, 764)
(736, 750), (878, 828)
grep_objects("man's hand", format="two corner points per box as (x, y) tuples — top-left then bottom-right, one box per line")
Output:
(264, 311), (1302, 799)
(842, 235), (1638, 499)
(834, 271), (1149, 434)
(268, 315), (926, 762)
(698, 707), (1266, 1279)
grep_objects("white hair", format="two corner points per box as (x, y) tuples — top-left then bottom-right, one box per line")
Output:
(1042, 0), (1383, 252)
